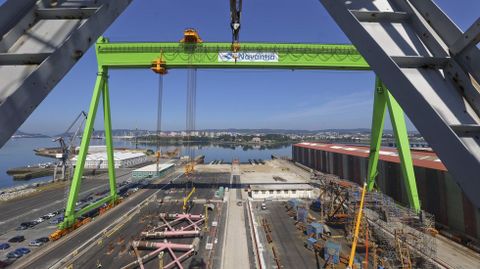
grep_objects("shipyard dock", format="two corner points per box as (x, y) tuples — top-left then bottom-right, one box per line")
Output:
(1, 159), (478, 269)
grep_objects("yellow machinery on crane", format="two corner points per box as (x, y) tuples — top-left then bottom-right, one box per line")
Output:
(180, 29), (203, 44)
(183, 187), (196, 213)
(151, 56), (167, 75)
(185, 161), (195, 176)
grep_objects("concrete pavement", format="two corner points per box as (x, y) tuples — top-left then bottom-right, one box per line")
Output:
(222, 185), (250, 268)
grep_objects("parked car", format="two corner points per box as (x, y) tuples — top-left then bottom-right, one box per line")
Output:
(45, 212), (56, 218)
(0, 260), (13, 268)
(261, 203), (267, 210)
(15, 247), (30, 255)
(37, 237), (49, 243)
(29, 240), (44, 247)
(15, 225), (28, 231)
(49, 217), (63, 224)
(16, 221), (36, 230)
(33, 217), (44, 224)
(8, 236), (25, 243)
(6, 251), (22, 259)
(53, 210), (63, 215)
(0, 243), (10, 250)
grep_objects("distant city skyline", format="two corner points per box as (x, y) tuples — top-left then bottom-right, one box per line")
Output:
(12, 0), (479, 135)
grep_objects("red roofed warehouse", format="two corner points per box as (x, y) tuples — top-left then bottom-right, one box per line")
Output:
(292, 143), (480, 242)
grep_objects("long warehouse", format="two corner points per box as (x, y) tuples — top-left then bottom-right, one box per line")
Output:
(71, 151), (147, 169)
(292, 142), (480, 243)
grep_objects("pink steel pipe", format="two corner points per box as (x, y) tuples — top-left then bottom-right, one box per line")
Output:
(159, 213), (204, 220)
(182, 218), (205, 231)
(141, 230), (200, 238)
(121, 246), (167, 269)
(167, 247), (184, 269)
(162, 215), (174, 230)
(133, 241), (194, 251)
(164, 249), (195, 269)
(123, 238), (200, 269)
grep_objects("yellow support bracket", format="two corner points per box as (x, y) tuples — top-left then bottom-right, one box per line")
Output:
(348, 183), (367, 268)
(183, 187), (196, 213)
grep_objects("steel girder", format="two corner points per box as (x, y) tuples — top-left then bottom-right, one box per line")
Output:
(95, 38), (369, 70)
(61, 66), (118, 229)
(0, 0), (132, 149)
(367, 77), (420, 211)
(320, 0), (480, 208)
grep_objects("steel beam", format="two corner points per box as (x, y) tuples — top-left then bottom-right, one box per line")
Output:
(35, 7), (98, 20)
(95, 39), (370, 70)
(407, 0), (480, 84)
(351, 10), (409, 23)
(62, 65), (119, 228)
(102, 70), (118, 200)
(450, 18), (480, 56)
(367, 78), (420, 211)
(0, 0), (37, 38)
(0, 53), (51, 65)
(367, 78), (387, 191)
(62, 69), (106, 229)
(320, 0), (480, 208)
(0, 0), (132, 149)
(385, 85), (421, 211)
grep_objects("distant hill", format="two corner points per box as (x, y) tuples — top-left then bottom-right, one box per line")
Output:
(64, 128), (409, 136)
(12, 131), (50, 138)
(202, 128), (374, 134)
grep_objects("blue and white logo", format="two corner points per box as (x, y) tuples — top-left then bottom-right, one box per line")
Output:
(218, 52), (279, 62)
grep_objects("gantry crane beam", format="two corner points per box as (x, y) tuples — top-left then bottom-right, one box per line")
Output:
(95, 40), (370, 70)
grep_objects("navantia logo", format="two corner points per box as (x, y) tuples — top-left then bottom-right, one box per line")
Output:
(218, 52), (279, 62)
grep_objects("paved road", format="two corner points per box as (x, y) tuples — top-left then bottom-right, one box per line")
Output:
(223, 171), (250, 269)
(0, 169), (133, 234)
(259, 202), (320, 269)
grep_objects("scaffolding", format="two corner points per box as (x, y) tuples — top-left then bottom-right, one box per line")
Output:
(312, 172), (437, 268)
(367, 191), (437, 269)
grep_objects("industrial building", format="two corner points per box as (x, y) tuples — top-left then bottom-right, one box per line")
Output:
(132, 163), (175, 179)
(71, 151), (147, 169)
(250, 183), (314, 200)
(292, 142), (480, 242)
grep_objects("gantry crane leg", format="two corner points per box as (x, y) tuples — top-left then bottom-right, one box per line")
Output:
(367, 77), (421, 212)
(61, 60), (118, 229)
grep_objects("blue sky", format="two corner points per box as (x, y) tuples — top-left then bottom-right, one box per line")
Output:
(11, 0), (480, 134)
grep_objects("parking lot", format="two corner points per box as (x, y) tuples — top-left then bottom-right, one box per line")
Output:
(0, 167), (154, 267)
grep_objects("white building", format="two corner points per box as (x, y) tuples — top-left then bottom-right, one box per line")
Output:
(250, 184), (314, 200)
(74, 145), (107, 153)
(71, 151), (147, 169)
(132, 163), (175, 179)
(252, 137), (261, 143)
